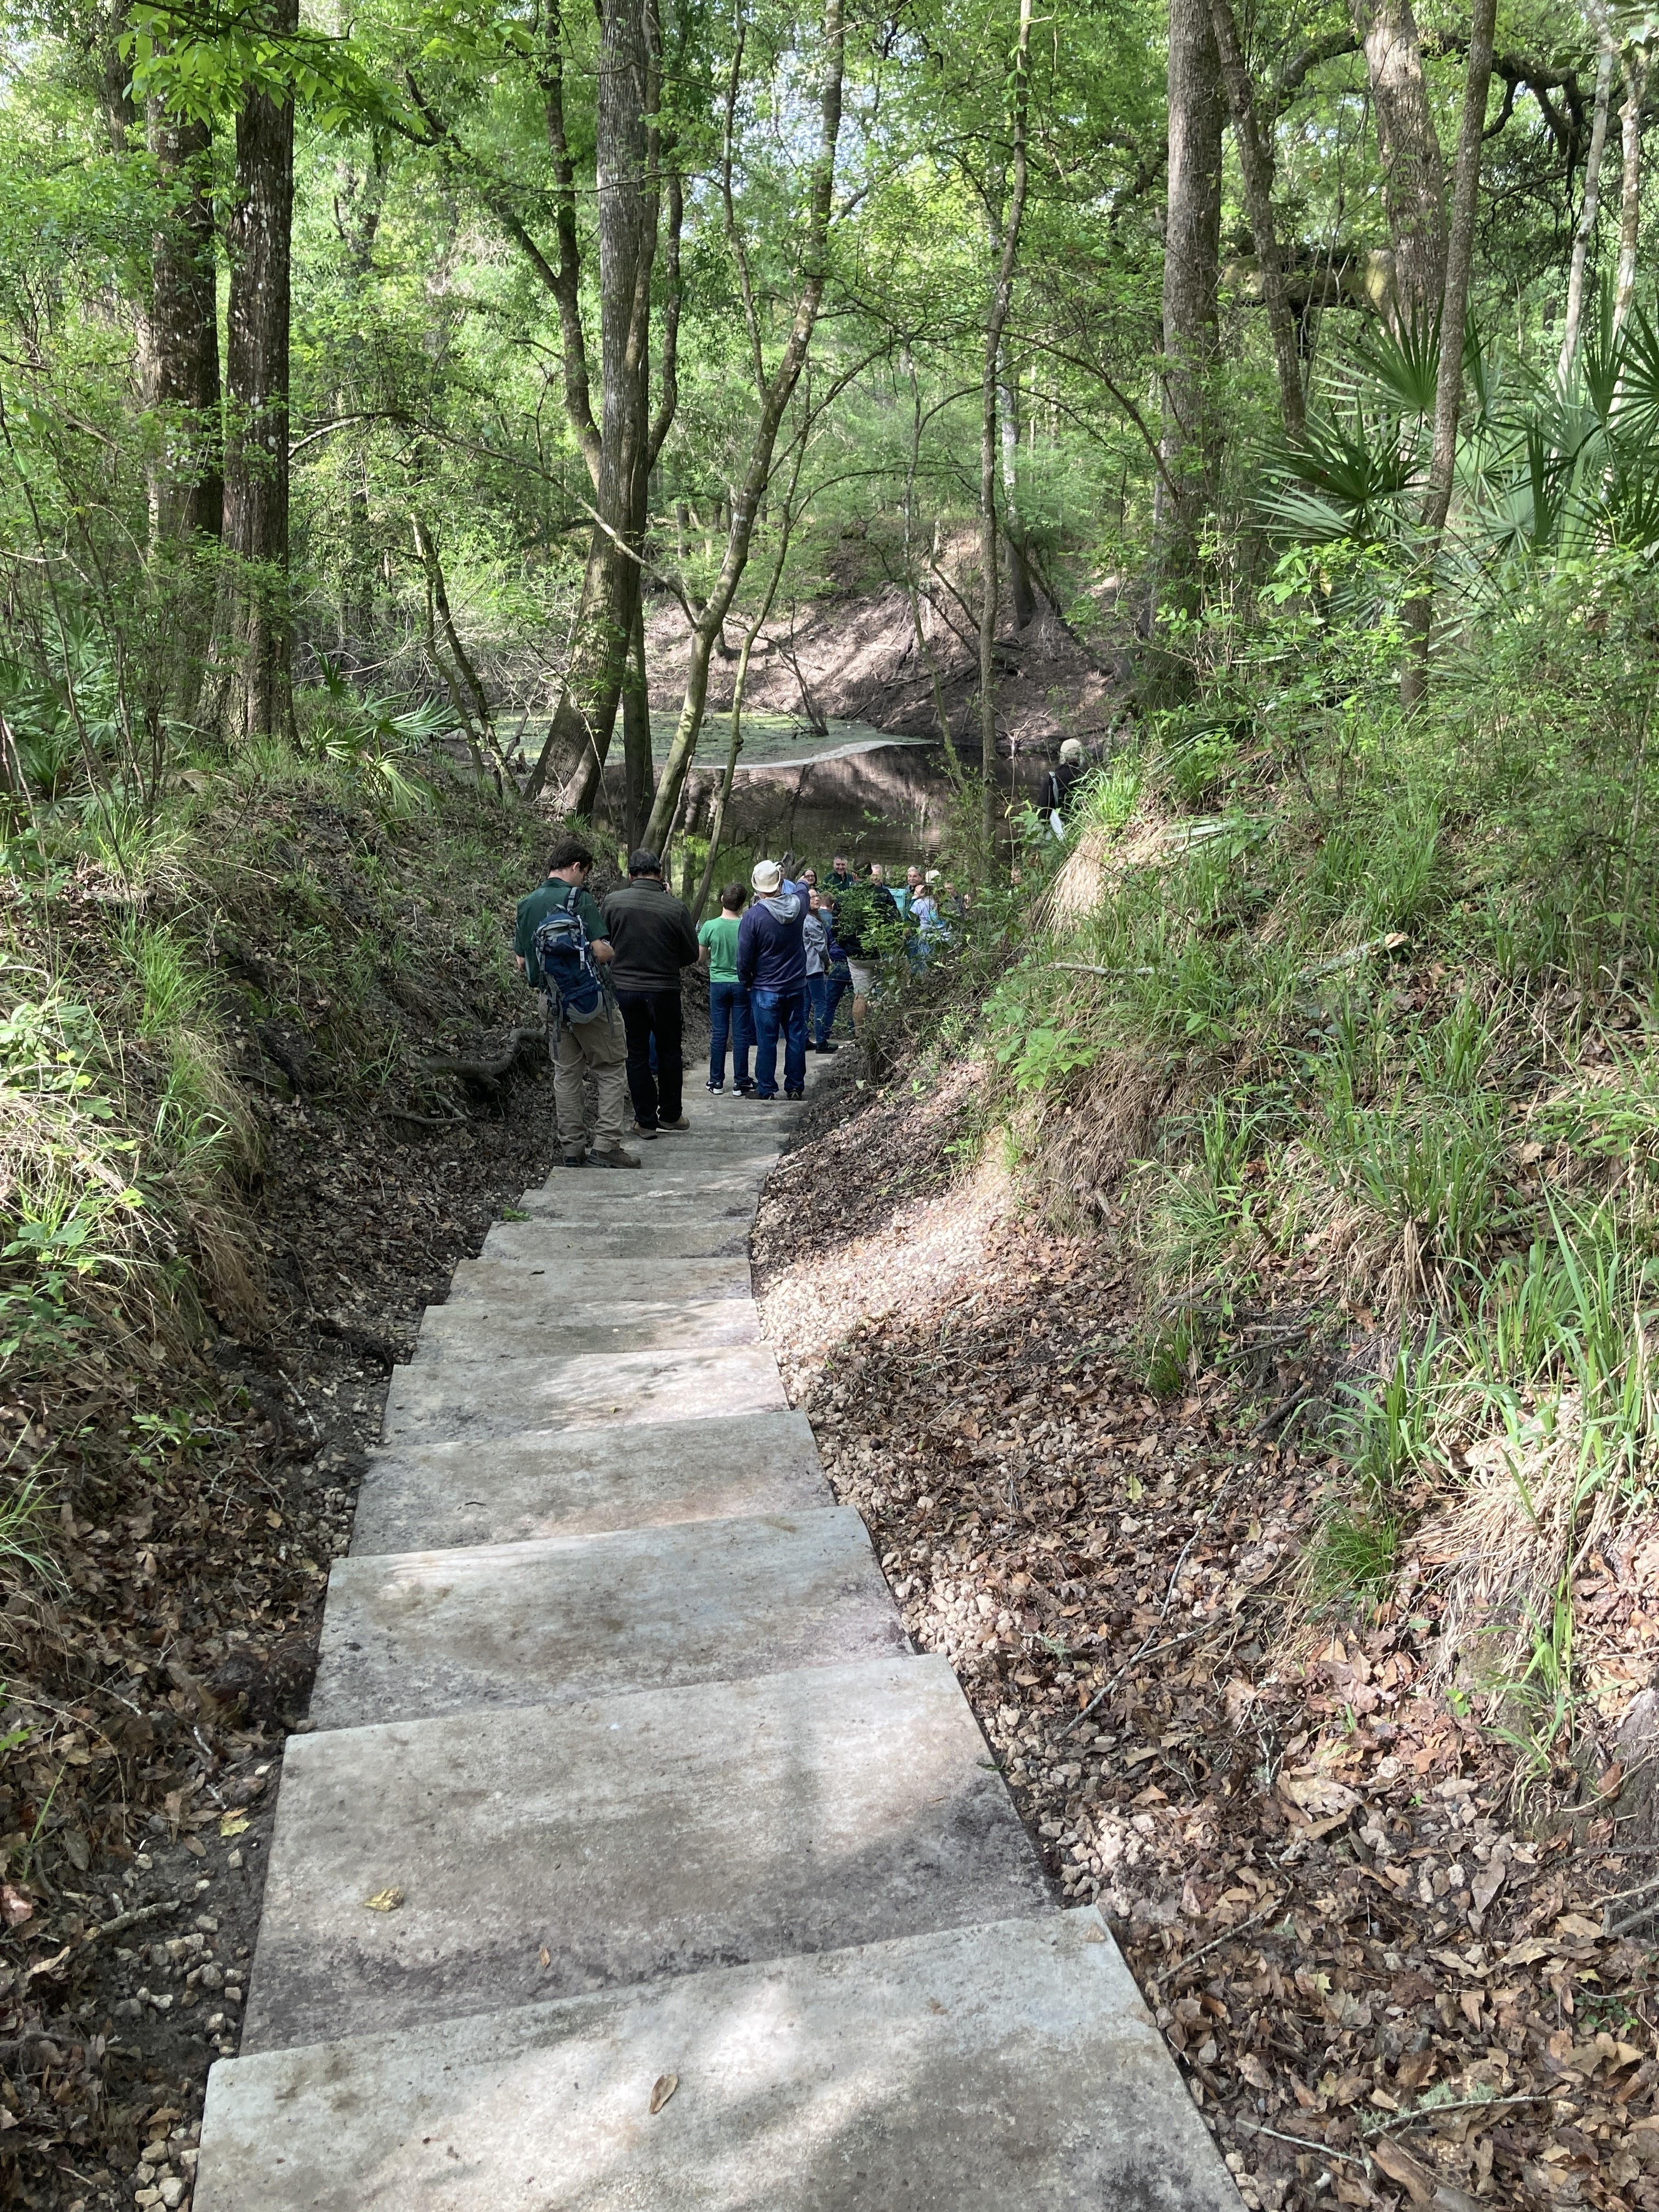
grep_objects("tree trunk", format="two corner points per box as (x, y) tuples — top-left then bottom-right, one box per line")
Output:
(1560, 32), (1615, 374)
(620, 594), (653, 847)
(1151, 0), (1223, 629)
(1401, 0), (1496, 707)
(978, 0), (1033, 847)
(617, 161), (683, 845)
(1349, 0), (1445, 330)
(221, 0), (298, 746)
(139, 108), (222, 546)
(643, 0), (845, 854)
(690, 500), (795, 922)
(527, 0), (661, 810)
(997, 341), (1037, 627)
(1207, 0), (1304, 444)
(1615, 46), (1649, 336)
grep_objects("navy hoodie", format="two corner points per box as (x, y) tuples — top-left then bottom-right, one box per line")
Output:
(736, 891), (806, 991)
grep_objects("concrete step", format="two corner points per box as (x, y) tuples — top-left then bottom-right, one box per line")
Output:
(411, 1295), (759, 1362)
(242, 1654), (1047, 2052)
(312, 1506), (904, 1728)
(506, 1197), (758, 1234)
(381, 1341), (787, 1444)
(349, 1409), (830, 1554)
(446, 1254), (752, 1306)
(196, 1909), (1242, 2212)
(631, 1130), (793, 1155)
(480, 1218), (751, 1263)
(512, 1184), (759, 1218)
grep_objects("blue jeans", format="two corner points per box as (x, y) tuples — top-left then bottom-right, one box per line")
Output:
(808, 970), (850, 1044)
(708, 978), (753, 1088)
(749, 986), (808, 1097)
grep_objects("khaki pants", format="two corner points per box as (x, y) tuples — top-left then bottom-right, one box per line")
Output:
(549, 1001), (628, 1152)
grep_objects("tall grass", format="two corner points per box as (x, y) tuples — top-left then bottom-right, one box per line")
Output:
(969, 558), (1659, 1760)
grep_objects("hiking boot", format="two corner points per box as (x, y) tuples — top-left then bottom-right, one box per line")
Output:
(785, 1087), (805, 1099)
(817, 1041), (839, 1053)
(631, 1121), (659, 1139)
(589, 1143), (641, 1169)
(561, 1148), (588, 1168)
(660, 1115), (691, 1132)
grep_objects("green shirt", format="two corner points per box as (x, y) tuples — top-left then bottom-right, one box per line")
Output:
(698, 914), (741, 983)
(515, 879), (608, 991)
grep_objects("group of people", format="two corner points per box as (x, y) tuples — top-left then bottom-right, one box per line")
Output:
(513, 840), (949, 1167)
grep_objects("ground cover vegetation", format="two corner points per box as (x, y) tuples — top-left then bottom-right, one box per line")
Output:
(8, 0), (1659, 2200)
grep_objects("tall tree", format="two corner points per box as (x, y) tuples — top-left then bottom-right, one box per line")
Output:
(1614, 40), (1650, 335)
(220, 0), (299, 744)
(526, 0), (662, 812)
(1349, 0), (1445, 330)
(644, 0), (846, 853)
(1207, 0), (1304, 443)
(1560, 24), (1615, 373)
(1402, 0), (1497, 705)
(997, 343), (1037, 629)
(1152, 0), (1223, 625)
(138, 104), (221, 547)
(977, 0), (1033, 842)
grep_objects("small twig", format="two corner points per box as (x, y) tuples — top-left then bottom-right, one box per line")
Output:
(1150, 1903), (1279, 1990)
(1361, 2092), (1551, 2140)
(1255, 1381), (1315, 1439)
(1059, 1518), (1211, 1740)
(1596, 1871), (1659, 1914)
(1607, 1890), (1659, 1938)
(86, 1898), (181, 1943)
(1231, 2118), (1365, 2169)
(1057, 1626), (1210, 1737)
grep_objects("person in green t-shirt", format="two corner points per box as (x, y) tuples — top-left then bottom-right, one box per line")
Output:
(696, 883), (753, 1092)
(513, 838), (637, 1168)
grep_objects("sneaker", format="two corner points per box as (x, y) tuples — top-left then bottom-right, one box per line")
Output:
(659, 1115), (691, 1132)
(785, 1087), (805, 1099)
(632, 1121), (659, 1139)
(817, 1041), (839, 1054)
(589, 1144), (641, 1169)
(753, 1091), (777, 1103)
(736, 1081), (756, 1095)
(561, 1149), (588, 1169)
(705, 1080), (724, 1092)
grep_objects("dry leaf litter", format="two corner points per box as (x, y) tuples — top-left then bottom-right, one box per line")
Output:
(755, 1063), (1659, 2212)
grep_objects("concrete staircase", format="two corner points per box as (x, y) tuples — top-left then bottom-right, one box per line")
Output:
(194, 1074), (1241, 2210)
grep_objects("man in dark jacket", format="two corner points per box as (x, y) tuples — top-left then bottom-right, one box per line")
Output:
(831, 861), (902, 1040)
(736, 859), (808, 1101)
(601, 848), (701, 1136)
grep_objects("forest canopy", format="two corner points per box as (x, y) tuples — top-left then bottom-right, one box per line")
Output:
(6, 0), (1654, 838)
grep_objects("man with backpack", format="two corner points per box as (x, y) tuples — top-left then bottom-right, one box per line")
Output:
(831, 860), (902, 1040)
(602, 848), (701, 1138)
(514, 840), (638, 1169)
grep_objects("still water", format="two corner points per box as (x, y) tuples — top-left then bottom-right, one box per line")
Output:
(649, 710), (933, 770)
